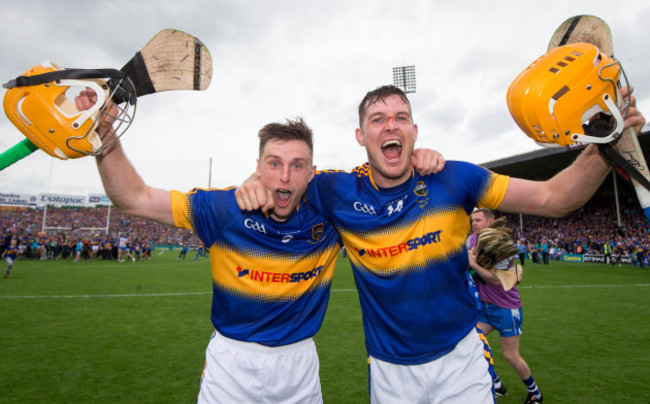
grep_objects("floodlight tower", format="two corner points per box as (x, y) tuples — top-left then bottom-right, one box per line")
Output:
(392, 65), (416, 93)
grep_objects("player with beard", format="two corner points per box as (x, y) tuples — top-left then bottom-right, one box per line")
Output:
(237, 84), (645, 403)
(79, 85), (444, 402)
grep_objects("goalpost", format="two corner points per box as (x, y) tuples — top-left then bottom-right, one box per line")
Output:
(41, 204), (112, 235)
(30, 155), (211, 236)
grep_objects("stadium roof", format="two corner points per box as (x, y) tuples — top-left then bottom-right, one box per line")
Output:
(481, 131), (650, 199)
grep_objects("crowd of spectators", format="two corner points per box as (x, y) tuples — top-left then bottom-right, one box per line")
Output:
(2, 196), (650, 264)
(502, 196), (650, 265)
(0, 206), (199, 261)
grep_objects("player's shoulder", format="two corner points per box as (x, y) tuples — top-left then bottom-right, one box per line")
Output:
(314, 167), (355, 180)
(443, 160), (485, 172)
(315, 167), (349, 175)
(414, 160), (486, 183)
(438, 160), (498, 181)
(185, 186), (236, 196)
(181, 186), (237, 206)
(311, 166), (359, 193)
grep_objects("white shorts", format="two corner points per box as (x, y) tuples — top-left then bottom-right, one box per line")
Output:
(369, 328), (494, 404)
(197, 330), (322, 404)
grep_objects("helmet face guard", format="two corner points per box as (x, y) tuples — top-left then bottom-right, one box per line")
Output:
(507, 42), (630, 148)
(3, 61), (136, 159)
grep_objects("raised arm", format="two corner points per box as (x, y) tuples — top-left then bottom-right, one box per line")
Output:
(499, 143), (609, 217)
(77, 89), (174, 226)
(95, 138), (174, 226)
(499, 89), (645, 217)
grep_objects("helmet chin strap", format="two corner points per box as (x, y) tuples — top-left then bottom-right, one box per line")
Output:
(598, 142), (650, 191)
(572, 94), (625, 144)
(3, 68), (126, 89)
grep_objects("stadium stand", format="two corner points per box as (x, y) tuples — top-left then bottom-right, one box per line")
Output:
(2, 131), (650, 263)
(485, 131), (650, 265)
(0, 206), (199, 261)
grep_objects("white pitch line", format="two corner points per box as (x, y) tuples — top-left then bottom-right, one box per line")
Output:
(2, 283), (650, 299)
(0, 292), (211, 299)
(518, 283), (650, 289)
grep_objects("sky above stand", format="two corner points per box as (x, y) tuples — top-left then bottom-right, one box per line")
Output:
(1, 0), (648, 196)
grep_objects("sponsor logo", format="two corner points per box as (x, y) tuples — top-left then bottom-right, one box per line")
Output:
(39, 195), (85, 205)
(354, 230), (442, 258)
(244, 218), (267, 234)
(236, 265), (323, 283)
(353, 201), (377, 215)
(0, 194), (37, 206)
(276, 228), (299, 243)
(583, 254), (611, 264)
(387, 199), (404, 216)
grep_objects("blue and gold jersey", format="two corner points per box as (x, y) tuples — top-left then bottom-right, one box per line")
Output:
(306, 161), (510, 365)
(3, 246), (18, 260)
(170, 187), (340, 347)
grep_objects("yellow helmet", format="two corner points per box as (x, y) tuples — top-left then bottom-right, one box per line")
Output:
(507, 42), (628, 148)
(2, 61), (136, 159)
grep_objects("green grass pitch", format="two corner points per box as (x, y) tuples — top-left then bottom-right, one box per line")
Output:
(1, 253), (650, 403)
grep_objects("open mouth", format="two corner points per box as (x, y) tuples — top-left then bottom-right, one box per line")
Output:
(275, 189), (292, 207)
(381, 139), (402, 160)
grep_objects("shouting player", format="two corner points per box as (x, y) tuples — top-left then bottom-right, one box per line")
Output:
(77, 87), (444, 402)
(237, 84), (645, 403)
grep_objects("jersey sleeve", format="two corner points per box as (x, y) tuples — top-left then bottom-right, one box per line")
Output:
(440, 161), (510, 213)
(477, 171), (510, 209)
(170, 190), (193, 231)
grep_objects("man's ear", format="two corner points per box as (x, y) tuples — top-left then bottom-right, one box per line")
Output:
(355, 128), (365, 146)
(256, 159), (261, 176)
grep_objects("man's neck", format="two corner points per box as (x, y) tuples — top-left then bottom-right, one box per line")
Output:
(369, 167), (413, 189)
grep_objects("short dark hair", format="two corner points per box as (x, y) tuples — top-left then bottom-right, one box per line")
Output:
(258, 117), (313, 158)
(472, 208), (494, 221)
(358, 85), (412, 128)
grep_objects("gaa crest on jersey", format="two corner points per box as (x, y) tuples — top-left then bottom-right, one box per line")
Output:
(414, 181), (428, 197)
(312, 223), (324, 241)
(414, 181), (429, 209)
